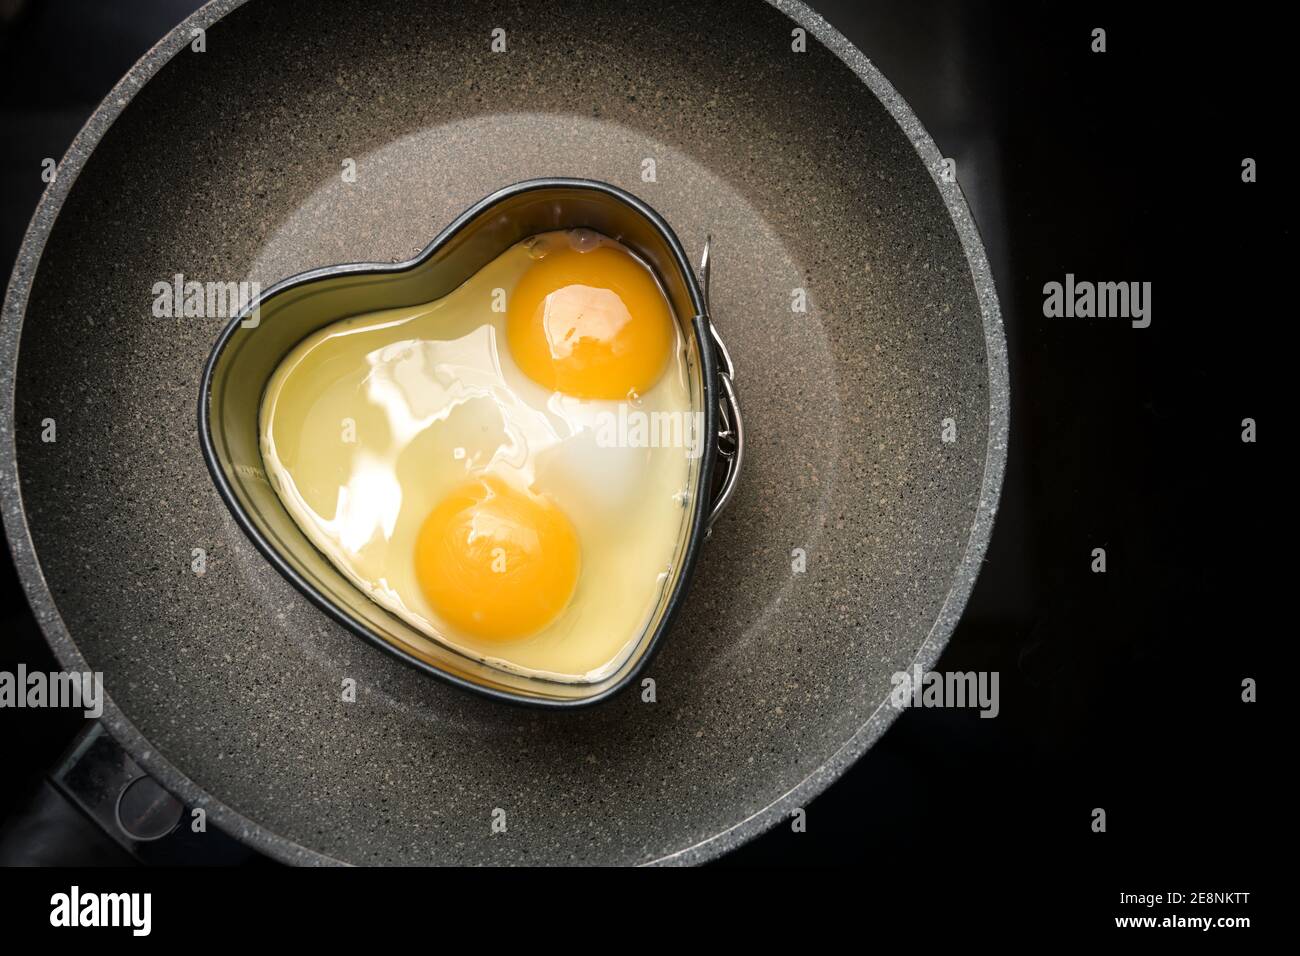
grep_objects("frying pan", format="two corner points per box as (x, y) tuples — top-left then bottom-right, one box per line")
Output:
(1, 0), (1007, 865)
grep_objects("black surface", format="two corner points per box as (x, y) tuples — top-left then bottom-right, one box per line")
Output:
(0, 0), (1272, 894)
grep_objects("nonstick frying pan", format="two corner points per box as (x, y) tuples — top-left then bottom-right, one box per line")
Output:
(1, 0), (1007, 865)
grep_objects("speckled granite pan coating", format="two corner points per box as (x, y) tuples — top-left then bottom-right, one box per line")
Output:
(1, 0), (1007, 865)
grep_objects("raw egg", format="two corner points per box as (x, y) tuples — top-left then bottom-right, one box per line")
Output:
(259, 230), (699, 682)
(414, 474), (581, 642)
(506, 242), (674, 400)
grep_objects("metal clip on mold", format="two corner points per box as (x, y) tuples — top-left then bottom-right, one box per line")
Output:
(699, 237), (743, 535)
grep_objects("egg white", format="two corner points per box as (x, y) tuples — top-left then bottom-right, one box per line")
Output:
(259, 231), (697, 682)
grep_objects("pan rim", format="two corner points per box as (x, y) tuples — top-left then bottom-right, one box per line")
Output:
(0, 0), (1008, 867)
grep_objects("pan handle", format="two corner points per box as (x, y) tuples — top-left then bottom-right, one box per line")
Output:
(0, 722), (254, 865)
(698, 237), (744, 535)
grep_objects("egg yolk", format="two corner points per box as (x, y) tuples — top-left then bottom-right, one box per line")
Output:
(506, 242), (674, 400)
(414, 476), (580, 642)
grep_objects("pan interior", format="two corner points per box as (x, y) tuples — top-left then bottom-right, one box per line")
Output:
(11, 0), (993, 865)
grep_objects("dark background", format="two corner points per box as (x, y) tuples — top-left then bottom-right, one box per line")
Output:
(0, 0), (1273, 888)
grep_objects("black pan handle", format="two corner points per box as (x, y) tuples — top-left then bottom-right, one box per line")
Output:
(0, 722), (254, 865)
